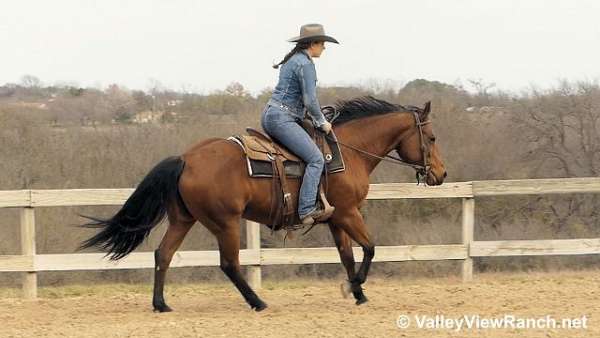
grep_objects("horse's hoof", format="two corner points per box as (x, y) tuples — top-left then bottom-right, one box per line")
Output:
(252, 301), (268, 312)
(340, 281), (351, 299)
(153, 304), (173, 313)
(355, 296), (368, 306)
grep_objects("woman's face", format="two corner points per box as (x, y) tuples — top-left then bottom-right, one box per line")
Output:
(308, 41), (326, 58)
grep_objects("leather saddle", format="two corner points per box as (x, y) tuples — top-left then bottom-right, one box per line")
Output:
(228, 119), (345, 231)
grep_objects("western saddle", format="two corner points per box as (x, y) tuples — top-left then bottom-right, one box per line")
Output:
(228, 118), (344, 231)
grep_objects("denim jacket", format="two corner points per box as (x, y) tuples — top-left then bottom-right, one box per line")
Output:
(268, 50), (327, 127)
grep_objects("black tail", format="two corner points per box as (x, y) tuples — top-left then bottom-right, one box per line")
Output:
(79, 156), (187, 260)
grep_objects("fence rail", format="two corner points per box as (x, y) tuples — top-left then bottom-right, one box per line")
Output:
(2, 177), (600, 299)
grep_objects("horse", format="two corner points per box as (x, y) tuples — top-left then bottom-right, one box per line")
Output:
(79, 96), (447, 312)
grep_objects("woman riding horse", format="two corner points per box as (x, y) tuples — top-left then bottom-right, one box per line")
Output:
(80, 25), (447, 313)
(262, 23), (337, 226)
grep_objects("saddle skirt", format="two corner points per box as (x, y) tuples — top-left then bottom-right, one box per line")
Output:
(228, 125), (345, 178)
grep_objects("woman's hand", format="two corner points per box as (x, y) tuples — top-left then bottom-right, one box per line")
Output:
(319, 121), (332, 134)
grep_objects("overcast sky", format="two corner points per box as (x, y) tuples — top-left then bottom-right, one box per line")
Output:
(2, 0), (599, 94)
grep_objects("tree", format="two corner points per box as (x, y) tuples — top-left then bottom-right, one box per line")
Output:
(20, 74), (42, 88)
(513, 81), (600, 177)
(105, 84), (136, 123)
(132, 90), (153, 111)
(467, 78), (496, 96)
(511, 81), (600, 232)
(224, 82), (249, 97)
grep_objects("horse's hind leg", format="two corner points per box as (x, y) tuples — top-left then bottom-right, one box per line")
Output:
(213, 217), (267, 311)
(152, 209), (194, 312)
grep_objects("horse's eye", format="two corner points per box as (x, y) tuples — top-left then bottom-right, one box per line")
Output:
(430, 136), (436, 143)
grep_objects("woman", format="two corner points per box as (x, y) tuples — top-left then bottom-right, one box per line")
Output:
(261, 23), (338, 226)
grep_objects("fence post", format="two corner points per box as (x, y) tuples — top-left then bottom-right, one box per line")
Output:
(246, 220), (261, 289)
(461, 198), (474, 282)
(20, 207), (37, 299)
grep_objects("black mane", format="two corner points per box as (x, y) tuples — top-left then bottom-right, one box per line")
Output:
(332, 96), (416, 125)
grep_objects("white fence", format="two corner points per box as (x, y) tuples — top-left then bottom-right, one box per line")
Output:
(2, 177), (600, 299)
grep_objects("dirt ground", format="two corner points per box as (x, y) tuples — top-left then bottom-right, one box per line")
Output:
(1, 271), (599, 338)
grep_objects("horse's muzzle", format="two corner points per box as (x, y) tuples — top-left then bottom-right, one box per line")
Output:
(426, 171), (445, 186)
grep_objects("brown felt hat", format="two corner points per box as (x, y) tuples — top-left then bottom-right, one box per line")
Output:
(287, 23), (339, 44)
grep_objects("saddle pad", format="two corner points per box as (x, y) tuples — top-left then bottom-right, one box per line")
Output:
(228, 135), (345, 178)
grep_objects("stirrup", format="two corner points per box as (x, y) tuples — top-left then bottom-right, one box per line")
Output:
(301, 204), (335, 225)
(316, 184), (334, 222)
(314, 204), (335, 222)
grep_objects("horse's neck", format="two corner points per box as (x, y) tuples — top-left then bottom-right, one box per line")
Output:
(336, 113), (413, 173)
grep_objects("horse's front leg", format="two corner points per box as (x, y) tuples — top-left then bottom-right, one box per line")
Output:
(330, 209), (375, 305)
(328, 224), (368, 304)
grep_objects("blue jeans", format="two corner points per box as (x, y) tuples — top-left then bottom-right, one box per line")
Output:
(260, 105), (324, 218)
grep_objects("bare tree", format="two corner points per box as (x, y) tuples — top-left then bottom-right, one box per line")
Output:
(510, 81), (600, 232)
(467, 78), (496, 96)
(20, 74), (42, 88)
(513, 81), (600, 177)
(225, 81), (249, 97)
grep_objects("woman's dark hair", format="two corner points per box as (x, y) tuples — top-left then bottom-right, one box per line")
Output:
(272, 40), (313, 69)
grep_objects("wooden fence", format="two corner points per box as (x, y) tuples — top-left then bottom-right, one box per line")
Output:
(2, 177), (600, 299)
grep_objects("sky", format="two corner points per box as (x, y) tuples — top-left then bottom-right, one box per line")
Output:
(1, 0), (599, 95)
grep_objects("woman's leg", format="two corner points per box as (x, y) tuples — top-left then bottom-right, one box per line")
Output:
(262, 108), (324, 218)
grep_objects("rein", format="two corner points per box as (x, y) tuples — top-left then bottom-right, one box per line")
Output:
(324, 111), (432, 183)
(325, 136), (423, 169)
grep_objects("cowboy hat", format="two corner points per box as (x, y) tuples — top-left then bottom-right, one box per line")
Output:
(287, 23), (339, 44)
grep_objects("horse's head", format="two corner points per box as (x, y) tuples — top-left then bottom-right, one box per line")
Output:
(394, 101), (447, 185)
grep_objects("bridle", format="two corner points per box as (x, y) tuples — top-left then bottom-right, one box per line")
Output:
(324, 110), (432, 184)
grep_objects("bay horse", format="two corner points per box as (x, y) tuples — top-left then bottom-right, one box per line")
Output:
(80, 96), (446, 312)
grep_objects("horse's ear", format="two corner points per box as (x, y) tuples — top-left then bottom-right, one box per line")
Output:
(422, 101), (431, 119)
